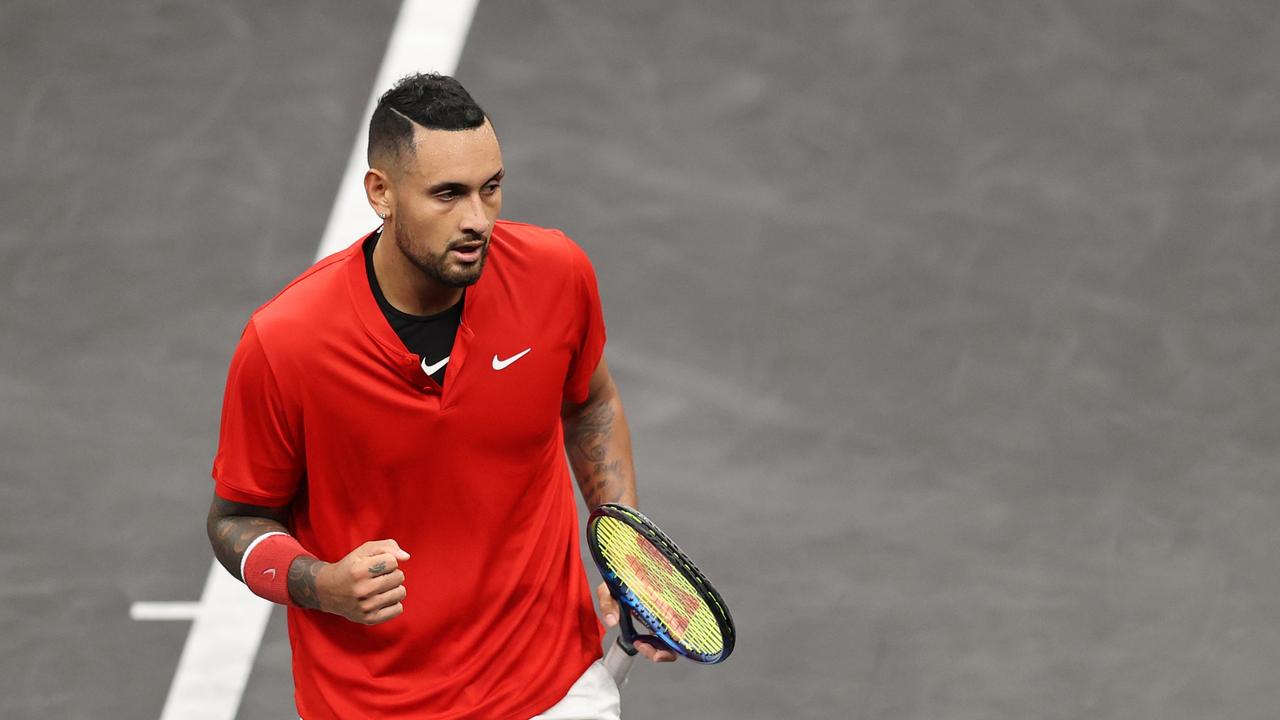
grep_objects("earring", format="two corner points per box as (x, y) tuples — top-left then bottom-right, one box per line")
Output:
(379, 211), (388, 219)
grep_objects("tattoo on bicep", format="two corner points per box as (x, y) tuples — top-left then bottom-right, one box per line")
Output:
(288, 555), (323, 610)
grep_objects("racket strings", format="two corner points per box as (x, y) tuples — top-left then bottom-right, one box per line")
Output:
(594, 517), (724, 656)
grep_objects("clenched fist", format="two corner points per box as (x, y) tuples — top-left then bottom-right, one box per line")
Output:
(312, 539), (411, 625)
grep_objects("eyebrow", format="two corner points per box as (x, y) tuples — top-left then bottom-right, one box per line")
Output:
(427, 168), (505, 195)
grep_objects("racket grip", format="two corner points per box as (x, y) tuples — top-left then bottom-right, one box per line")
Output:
(603, 637), (636, 687)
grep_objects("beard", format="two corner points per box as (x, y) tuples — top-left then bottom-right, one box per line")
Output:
(392, 214), (489, 288)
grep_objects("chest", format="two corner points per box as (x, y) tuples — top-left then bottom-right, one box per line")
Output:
(303, 307), (575, 471)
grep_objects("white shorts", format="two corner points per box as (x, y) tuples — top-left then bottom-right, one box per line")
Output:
(529, 660), (621, 720)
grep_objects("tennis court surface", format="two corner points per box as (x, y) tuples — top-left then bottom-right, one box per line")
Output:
(3, 2), (1279, 718)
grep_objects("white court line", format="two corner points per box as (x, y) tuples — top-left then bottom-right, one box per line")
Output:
(130, 2), (478, 719)
(130, 602), (201, 621)
(317, 0), (479, 259)
(139, 564), (274, 719)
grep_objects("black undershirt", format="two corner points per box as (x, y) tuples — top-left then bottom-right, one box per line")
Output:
(364, 231), (462, 385)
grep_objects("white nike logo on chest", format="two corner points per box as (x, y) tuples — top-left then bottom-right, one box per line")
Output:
(492, 348), (532, 370)
(421, 356), (450, 375)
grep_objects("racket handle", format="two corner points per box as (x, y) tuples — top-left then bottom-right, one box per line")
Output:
(603, 637), (637, 687)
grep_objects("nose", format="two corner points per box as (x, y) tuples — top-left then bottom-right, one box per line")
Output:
(458, 192), (488, 235)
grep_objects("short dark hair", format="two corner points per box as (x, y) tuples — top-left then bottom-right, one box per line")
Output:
(367, 73), (488, 168)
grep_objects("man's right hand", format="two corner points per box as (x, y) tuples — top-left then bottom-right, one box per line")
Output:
(313, 539), (410, 625)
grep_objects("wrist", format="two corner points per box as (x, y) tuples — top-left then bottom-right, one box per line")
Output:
(286, 555), (328, 611)
(241, 533), (315, 607)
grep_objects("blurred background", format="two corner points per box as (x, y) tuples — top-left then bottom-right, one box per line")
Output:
(2, 1), (1279, 718)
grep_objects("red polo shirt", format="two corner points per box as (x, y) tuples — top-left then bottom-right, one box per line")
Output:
(212, 220), (607, 719)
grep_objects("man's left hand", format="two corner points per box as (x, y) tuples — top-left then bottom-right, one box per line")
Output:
(596, 581), (678, 663)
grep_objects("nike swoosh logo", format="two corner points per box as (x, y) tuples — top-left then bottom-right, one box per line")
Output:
(492, 348), (532, 370)
(261, 568), (277, 580)
(421, 356), (450, 375)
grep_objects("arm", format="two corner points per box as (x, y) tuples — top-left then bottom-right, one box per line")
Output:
(562, 357), (677, 663)
(561, 357), (637, 511)
(206, 493), (409, 624)
(205, 495), (324, 608)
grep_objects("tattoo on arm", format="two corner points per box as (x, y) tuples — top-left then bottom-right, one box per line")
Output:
(207, 495), (326, 610)
(207, 496), (292, 581)
(564, 396), (633, 509)
(287, 555), (324, 610)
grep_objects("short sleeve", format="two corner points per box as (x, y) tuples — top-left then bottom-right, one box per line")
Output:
(562, 241), (607, 404)
(211, 318), (304, 506)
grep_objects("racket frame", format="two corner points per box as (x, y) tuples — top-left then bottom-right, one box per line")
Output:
(587, 503), (736, 666)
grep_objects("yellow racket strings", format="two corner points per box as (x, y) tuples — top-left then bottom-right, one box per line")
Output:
(594, 516), (724, 655)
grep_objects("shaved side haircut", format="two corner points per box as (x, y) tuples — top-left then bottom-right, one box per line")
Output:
(368, 73), (488, 172)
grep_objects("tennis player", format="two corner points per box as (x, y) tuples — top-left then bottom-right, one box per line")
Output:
(206, 73), (674, 720)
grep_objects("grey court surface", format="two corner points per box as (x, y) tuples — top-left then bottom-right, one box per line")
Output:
(3, 1), (1280, 718)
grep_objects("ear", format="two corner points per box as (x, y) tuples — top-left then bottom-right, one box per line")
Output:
(364, 168), (393, 220)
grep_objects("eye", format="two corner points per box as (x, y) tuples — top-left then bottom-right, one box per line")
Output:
(482, 183), (501, 195)
(434, 190), (459, 201)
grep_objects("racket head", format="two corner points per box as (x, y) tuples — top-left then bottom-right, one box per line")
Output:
(587, 503), (735, 664)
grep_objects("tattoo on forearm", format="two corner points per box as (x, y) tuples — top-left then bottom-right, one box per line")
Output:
(288, 556), (324, 610)
(207, 496), (292, 581)
(369, 561), (387, 576)
(207, 494), (323, 610)
(565, 397), (630, 508)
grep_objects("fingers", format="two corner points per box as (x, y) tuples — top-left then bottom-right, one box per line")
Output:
(340, 552), (404, 594)
(362, 552), (401, 578)
(351, 552), (405, 598)
(357, 584), (408, 625)
(324, 540), (413, 626)
(634, 639), (678, 663)
(595, 581), (677, 663)
(596, 582), (619, 628)
(359, 600), (405, 625)
(358, 539), (411, 561)
(344, 546), (409, 616)
(357, 568), (406, 599)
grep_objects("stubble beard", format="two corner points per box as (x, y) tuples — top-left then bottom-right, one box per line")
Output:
(393, 214), (489, 289)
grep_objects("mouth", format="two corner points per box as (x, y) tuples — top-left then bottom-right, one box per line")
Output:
(448, 240), (486, 263)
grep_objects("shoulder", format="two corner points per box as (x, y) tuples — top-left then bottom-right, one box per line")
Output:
(490, 219), (593, 273)
(246, 235), (365, 349)
(482, 220), (601, 318)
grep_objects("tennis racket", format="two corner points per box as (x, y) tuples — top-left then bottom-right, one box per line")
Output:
(587, 503), (735, 685)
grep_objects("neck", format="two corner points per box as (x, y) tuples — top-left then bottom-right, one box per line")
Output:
(372, 226), (463, 316)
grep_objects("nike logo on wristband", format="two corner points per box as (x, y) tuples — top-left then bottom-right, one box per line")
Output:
(261, 568), (277, 580)
(492, 348), (532, 370)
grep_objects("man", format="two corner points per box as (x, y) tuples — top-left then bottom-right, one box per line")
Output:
(207, 73), (674, 720)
